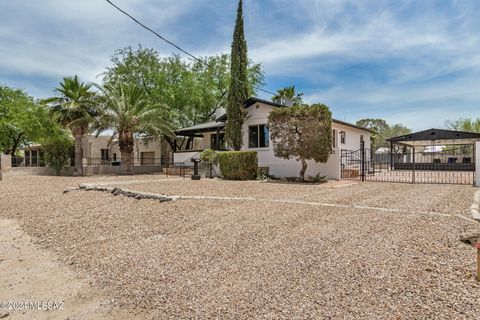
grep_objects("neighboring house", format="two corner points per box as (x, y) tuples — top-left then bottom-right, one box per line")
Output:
(81, 135), (164, 166)
(18, 135), (170, 167)
(173, 97), (372, 180)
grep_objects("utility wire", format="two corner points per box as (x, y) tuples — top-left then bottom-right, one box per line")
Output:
(105, 0), (277, 96)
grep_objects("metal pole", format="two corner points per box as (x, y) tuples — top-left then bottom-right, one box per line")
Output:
(360, 141), (365, 182)
(390, 141), (394, 170)
(412, 146), (416, 184)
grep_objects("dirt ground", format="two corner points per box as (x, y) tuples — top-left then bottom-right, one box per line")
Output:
(0, 174), (479, 319)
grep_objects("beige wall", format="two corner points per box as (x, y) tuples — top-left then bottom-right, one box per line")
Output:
(0, 154), (12, 171)
(82, 135), (164, 165)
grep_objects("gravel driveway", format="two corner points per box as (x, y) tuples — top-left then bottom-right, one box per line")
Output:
(1, 175), (479, 319)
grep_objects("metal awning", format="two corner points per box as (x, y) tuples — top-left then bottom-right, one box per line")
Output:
(387, 128), (480, 147)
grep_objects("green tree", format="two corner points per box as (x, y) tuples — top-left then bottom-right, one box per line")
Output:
(356, 118), (411, 150)
(225, 0), (249, 150)
(102, 47), (264, 130)
(42, 133), (73, 176)
(355, 118), (388, 150)
(93, 83), (174, 175)
(0, 86), (44, 155)
(268, 104), (333, 181)
(43, 76), (97, 176)
(446, 118), (480, 133)
(272, 85), (303, 106)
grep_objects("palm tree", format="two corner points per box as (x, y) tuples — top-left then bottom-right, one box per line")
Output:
(93, 83), (174, 175)
(43, 76), (97, 176)
(272, 85), (303, 106)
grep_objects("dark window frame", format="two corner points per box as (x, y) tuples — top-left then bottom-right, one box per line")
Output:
(340, 131), (346, 144)
(248, 124), (269, 148)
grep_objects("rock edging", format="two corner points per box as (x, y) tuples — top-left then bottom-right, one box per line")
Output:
(64, 184), (173, 202)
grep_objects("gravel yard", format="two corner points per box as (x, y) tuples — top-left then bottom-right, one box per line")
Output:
(1, 175), (479, 319)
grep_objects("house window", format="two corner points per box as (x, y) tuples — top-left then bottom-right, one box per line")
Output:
(360, 135), (364, 142)
(340, 131), (346, 144)
(113, 153), (117, 161)
(332, 129), (337, 148)
(101, 149), (110, 161)
(210, 133), (225, 150)
(249, 124), (269, 148)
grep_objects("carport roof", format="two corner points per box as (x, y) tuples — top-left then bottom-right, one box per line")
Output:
(386, 128), (480, 147)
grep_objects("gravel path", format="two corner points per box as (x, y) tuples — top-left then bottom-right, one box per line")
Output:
(1, 175), (479, 319)
(106, 178), (477, 217)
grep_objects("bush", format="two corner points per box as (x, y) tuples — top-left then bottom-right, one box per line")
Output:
(200, 149), (218, 164)
(42, 134), (73, 176)
(217, 151), (258, 180)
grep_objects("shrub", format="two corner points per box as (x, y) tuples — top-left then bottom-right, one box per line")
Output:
(42, 134), (73, 176)
(307, 173), (327, 183)
(217, 151), (258, 180)
(200, 149), (218, 164)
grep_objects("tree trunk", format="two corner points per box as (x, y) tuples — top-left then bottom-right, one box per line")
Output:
(120, 151), (133, 175)
(72, 128), (83, 176)
(9, 132), (24, 157)
(299, 158), (307, 182)
(119, 131), (134, 175)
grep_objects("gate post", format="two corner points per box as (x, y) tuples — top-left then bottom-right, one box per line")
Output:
(360, 141), (365, 182)
(412, 147), (416, 184)
(475, 142), (480, 187)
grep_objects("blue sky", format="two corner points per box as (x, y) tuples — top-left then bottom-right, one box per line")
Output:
(1, 0), (479, 130)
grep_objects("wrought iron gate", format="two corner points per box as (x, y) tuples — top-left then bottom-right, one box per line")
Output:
(341, 142), (475, 185)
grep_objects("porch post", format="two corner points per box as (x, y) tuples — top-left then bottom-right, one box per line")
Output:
(216, 127), (220, 150)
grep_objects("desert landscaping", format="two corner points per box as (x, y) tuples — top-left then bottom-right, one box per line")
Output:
(1, 174), (480, 319)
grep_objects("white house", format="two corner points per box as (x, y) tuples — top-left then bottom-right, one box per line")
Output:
(173, 98), (372, 180)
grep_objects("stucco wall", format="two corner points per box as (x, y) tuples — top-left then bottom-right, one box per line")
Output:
(240, 102), (369, 180)
(0, 154), (12, 172)
(82, 135), (163, 164)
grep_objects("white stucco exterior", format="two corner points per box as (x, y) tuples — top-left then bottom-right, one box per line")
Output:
(240, 102), (370, 180)
(174, 101), (371, 180)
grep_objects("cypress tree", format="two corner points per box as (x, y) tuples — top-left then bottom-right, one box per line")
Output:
(226, 0), (249, 150)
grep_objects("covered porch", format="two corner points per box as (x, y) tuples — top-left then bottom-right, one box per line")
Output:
(172, 121), (226, 165)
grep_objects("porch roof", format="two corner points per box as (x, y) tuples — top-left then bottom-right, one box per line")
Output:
(175, 121), (225, 136)
(386, 128), (480, 147)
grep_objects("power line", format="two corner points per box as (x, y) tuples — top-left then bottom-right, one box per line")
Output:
(104, 0), (277, 96)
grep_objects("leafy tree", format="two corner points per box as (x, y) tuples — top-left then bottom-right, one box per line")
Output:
(272, 85), (303, 106)
(102, 47), (264, 130)
(42, 133), (73, 176)
(356, 118), (411, 150)
(93, 83), (174, 175)
(268, 104), (332, 181)
(446, 118), (480, 133)
(225, 0), (249, 150)
(43, 76), (97, 176)
(355, 118), (388, 150)
(0, 86), (44, 155)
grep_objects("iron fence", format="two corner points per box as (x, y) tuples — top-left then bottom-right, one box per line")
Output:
(84, 157), (163, 167)
(11, 156), (45, 167)
(341, 143), (475, 185)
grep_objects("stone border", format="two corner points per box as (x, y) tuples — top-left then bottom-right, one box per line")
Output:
(65, 184), (173, 202)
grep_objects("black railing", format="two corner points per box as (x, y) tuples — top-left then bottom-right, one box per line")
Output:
(162, 160), (189, 179)
(84, 157), (163, 167)
(341, 147), (475, 185)
(11, 156), (46, 167)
